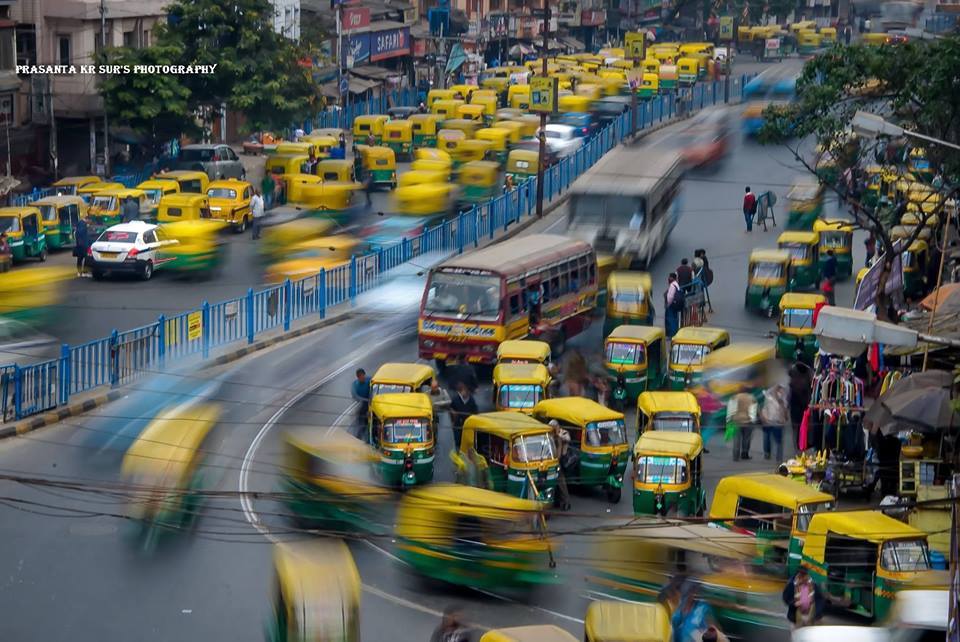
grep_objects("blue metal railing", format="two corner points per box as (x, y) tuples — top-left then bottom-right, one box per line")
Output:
(3, 76), (754, 422)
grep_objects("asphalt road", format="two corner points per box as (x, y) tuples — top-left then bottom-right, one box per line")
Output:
(0, 57), (871, 641)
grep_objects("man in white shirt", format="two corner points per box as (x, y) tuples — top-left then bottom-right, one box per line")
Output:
(250, 188), (265, 240)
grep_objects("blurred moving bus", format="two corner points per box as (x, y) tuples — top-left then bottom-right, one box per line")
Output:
(418, 234), (597, 366)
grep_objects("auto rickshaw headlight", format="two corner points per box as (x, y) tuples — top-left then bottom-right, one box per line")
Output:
(423, 339), (435, 348)
(481, 344), (495, 353)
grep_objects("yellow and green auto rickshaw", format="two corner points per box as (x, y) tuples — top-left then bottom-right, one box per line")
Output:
(316, 159), (354, 183)
(457, 103), (487, 124)
(432, 98), (466, 121)
(584, 601), (672, 642)
(475, 127), (511, 164)
(559, 94), (593, 115)
(300, 134), (339, 159)
(280, 428), (389, 533)
(369, 362), (435, 399)
(443, 118), (482, 140)
(77, 180), (124, 204)
(636, 391), (701, 435)
(497, 339), (551, 365)
(87, 187), (148, 232)
(265, 154), (309, 180)
(450, 83), (479, 101)
(907, 146), (933, 181)
(355, 145), (397, 189)
(161, 220), (226, 277)
(427, 88), (457, 109)
(677, 57), (699, 86)
(776, 292), (825, 362)
(495, 120), (525, 145)
(458, 160), (501, 205)
(157, 193), (215, 225)
(778, 230), (821, 290)
(603, 271), (654, 336)
(667, 326), (730, 390)
(0, 206), (47, 262)
(710, 473), (835, 576)
(638, 73), (660, 100)
(391, 183), (457, 220)
(409, 113), (441, 148)
(786, 181), (825, 230)
(382, 119), (414, 160)
(506, 149), (538, 183)
(32, 195), (86, 250)
(745, 248), (792, 317)
(813, 218), (854, 279)
(352, 114), (389, 145)
(397, 169), (447, 188)
(153, 170), (209, 194)
(459, 412), (559, 503)
(481, 627), (576, 642)
(632, 431), (706, 517)
(797, 29), (823, 55)
(604, 325), (667, 399)
(51, 175), (103, 196)
(820, 26), (837, 45)
(508, 85), (531, 110)
(450, 139), (493, 169)
(0, 265), (70, 320)
(368, 392), (435, 488)
(135, 177), (180, 222)
(395, 484), (554, 592)
(470, 93), (499, 121)
(803, 511), (948, 621)
(492, 363), (552, 414)
(436, 128), (466, 154)
(533, 397), (630, 502)
(267, 539), (361, 642)
(120, 401), (221, 548)
(262, 234), (358, 283)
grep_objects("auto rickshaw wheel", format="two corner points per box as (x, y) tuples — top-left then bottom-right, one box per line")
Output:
(606, 486), (621, 504)
(38, 248), (47, 262)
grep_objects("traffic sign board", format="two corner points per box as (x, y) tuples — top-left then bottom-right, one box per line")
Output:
(529, 76), (557, 113)
(340, 76), (349, 95)
(719, 16), (734, 41)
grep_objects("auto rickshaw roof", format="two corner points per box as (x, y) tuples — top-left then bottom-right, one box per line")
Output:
(383, 119), (413, 130)
(787, 182), (823, 201)
(807, 510), (925, 542)
(371, 362), (435, 387)
(493, 363), (550, 384)
(32, 195), (87, 207)
(670, 326), (729, 345)
(318, 158), (353, 170)
(284, 427), (378, 462)
(777, 230), (819, 245)
(606, 324), (665, 344)
(136, 178), (180, 190)
(584, 601), (672, 641)
(480, 626), (578, 642)
(813, 218), (856, 233)
(779, 292), (827, 309)
(463, 411), (551, 438)
(508, 149), (539, 162)
(703, 342), (775, 369)
(156, 170), (208, 180)
(409, 113), (441, 123)
(637, 391), (701, 416)
(749, 248), (791, 264)
(476, 127), (510, 140)
(405, 483), (543, 517)
(353, 114), (389, 124)
(53, 175), (102, 187)
(604, 520), (758, 559)
(120, 402), (220, 484)
(415, 147), (452, 162)
(359, 146), (395, 160)
(533, 397), (624, 425)
(458, 103), (485, 113)
(369, 392), (433, 418)
(0, 206), (40, 218)
(497, 339), (551, 362)
(207, 179), (251, 192)
(607, 270), (652, 292)
(161, 193), (209, 206)
(710, 473), (834, 519)
(275, 141), (314, 153)
(634, 430), (703, 458)
(266, 153), (309, 163)
(273, 540), (361, 631)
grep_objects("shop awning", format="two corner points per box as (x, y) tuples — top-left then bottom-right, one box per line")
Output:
(350, 65), (396, 82)
(558, 36), (585, 51)
(320, 76), (380, 99)
(508, 43), (535, 57)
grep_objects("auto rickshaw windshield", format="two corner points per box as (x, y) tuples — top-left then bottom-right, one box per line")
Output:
(500, 384), (544, 409)
(781, 243), (809, 260)
(636, 455), (687, 484)
(881, 538), (931, 572)
(782, 307), (815, 329)
(37, 205), (58, 222)
(384, 417), (430, 443)
(652, 412), (697, 431)
(512, 433), (555, 462)
(587, 419), (627, 445)
(0, 216), (19, 233)
(671, 342), (709, 365)
(820, 231), (849, 249)
(91, 195), (118, 210)
(795, 501), (834, 531)
(752, 261), (783, 279)
(141, 189), (164, 205)
(605, 341), (646, 365)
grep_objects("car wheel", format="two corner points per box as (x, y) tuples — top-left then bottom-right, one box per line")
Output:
(237, 217), (246, 233)
(141, 260), (154, 281)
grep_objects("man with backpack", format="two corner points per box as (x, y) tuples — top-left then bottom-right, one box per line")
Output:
(664, 273), (683, 338)
(742, 186), (757, 232)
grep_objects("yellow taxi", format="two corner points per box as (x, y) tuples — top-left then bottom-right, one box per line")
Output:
(206, 179), (253, 233)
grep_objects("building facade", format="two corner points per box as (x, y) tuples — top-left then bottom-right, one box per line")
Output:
(270, 0), (301, 40)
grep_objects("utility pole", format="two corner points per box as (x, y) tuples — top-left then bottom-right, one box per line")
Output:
(535, 1), (549, 218)
(336, 0), (344, 128)
(47, 74), (58, 180)
(100, 0), (110, 176)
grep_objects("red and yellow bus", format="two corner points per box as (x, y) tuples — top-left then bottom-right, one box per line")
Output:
(418, 234), (598, 366)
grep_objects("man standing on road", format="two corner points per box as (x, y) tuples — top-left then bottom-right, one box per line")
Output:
(760, 383), (788, 462)
(260, 172), (274, 211)
(449, 382), (477, 451)
(676, 258), (693, 287)
(742, 186), (757, 233)
(821, 249), (837, 305)
(664, 273), (682, 338)
(121, 195), (139, 223)
(728, 388), (757, 461)
(250, 188), (265, 240)
(351, 368), (371, 438)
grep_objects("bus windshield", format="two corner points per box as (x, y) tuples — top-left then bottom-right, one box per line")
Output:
(499, 384), (543, 409)
(586, 420), (627, 446)
(424, 271), (501, 319)
(671, 343), (708, 365)
(384, 418), (429, 443)
(605, 341), (645, 365)
(571, 194), (645, 229)
(512, 433), (555, 463)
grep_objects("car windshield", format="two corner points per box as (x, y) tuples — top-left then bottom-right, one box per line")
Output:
(498, 384), (543, 409)
(752, 261), (783, 279)
(424, 271), (501, 318)
(652, 412), (697, 432)
(383, 418), (429, 443)
(0, 216), (19, 233)
(881, 539), (931, 572)
(782, 308), (814, 329)
(181, 148), (214, 162)
(586, 420), (627, 446)
(91, 196), (117, 211)
(571, 194), (645, 228)
(782, 243), (809, 260)
(512, 433), (555, 463)
(371, 383), (411, 397)
(605, 341), (645, 365)
(795, 502), (833, 532)
(208, 188), (237, 199)
(636, 455), (687, 484)
(142, 189), (163, 205)
(671, 342), (708, 365)
(37, 205), (58, 222)
(98, 231), (136, 243)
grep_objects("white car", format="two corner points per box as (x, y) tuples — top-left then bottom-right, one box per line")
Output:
(542, 124), (585, 159)
(88, 221), (177, 281)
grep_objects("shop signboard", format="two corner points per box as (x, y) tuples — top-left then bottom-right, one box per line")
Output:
(346, 32), (370, 67)
(343, 7), (371, 31)
(371, 27), (410, 61)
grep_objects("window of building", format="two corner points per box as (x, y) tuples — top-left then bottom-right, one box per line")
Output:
(142, 29), (150, 47)
(0, 27), (13, 71)
(57, 34), (70, 66)
(16, 26), (36, 67)
(123, 30), (136, 48)
(0, 93), (13, 126)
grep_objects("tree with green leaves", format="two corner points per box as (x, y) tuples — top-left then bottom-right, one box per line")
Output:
(759, 36), (960, 318)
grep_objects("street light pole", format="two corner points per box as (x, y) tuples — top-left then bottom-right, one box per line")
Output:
(100, 0), (109, 177)
(852, 110), (960, 151)
(535, 2), (549, 218)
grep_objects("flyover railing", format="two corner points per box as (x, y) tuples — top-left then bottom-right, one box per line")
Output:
(1, 75), (753, 423)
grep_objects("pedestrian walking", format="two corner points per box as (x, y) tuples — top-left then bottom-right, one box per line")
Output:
(550, 420), (573, 511)
(250, 188), (265, 239)
(864, 232), (876, 267)
(742, 186), (757, 233)
(728, 389), (757, 461)
(260, 172), (275, 210)
(449, 381), (477, 450)
(121, 195), (140, 223)
(430, 606), (472, 642)
(664, 273), (683, 338)
(676, 258), (694, 287)
(821, 249), (837, 305)
(760, 383), (788, 462)
(782, 566), (825, 629)
(73, 218), (90, 277)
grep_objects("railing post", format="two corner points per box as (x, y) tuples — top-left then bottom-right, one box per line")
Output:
(319, 268), (327, 318)
(109, 329), (119, 387)
(282, 280), (292, 331)
(457, 213), (465, 254)
(58, 343), (70, 406)
(471, 206), (479, 247)
(246, 287), (255, 344)
(202, 300), (211, 359)
(13, 364), (21, 420)
(157, 314), (166, 366)
(348, 256), (357, 304)
(489, 201), (496, 239)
